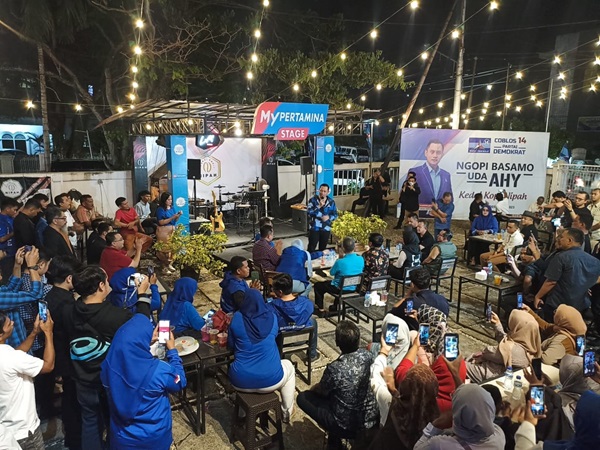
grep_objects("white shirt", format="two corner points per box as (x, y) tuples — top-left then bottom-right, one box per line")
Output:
(134, 201), (151, 220)
(64, 209), (75, 228)
(0, 345), (43, 440)
(496, 198), (510, 215)
(504, 230), (524, 254)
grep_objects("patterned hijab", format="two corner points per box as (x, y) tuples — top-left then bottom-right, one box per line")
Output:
(553, 305), (586, 348)
(498, 309), (542, 367)
(417, 304), (448, 356)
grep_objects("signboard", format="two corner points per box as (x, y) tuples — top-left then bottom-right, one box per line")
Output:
(0, 176), (51, 202)
(251, 102), (329, 140)
(399, 129), (549, 220)
(195, 134), (224, 150)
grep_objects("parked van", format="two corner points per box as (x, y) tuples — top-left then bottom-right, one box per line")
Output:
(335, 146), (357, 163)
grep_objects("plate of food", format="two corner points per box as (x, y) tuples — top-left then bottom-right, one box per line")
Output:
(174, 336), (199, 356)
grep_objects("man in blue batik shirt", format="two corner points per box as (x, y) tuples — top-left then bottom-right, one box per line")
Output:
(307, 184), (338, 253)
(430, 192), (455, 238)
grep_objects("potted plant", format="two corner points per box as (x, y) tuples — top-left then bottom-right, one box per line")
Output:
(331, 211), (387, 250)
(153, 224), (227, 280)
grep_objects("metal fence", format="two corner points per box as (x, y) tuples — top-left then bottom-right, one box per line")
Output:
(550, 162), (600, 198)
(332, 162), (400, 197)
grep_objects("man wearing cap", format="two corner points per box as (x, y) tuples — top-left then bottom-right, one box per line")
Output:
(520, 211), (539, 242)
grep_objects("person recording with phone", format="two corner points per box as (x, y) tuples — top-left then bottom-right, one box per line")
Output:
(0, 310), (55, 450)
(108, 267), (161, 316)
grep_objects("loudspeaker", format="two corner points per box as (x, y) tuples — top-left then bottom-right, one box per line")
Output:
(300, 156), (313, 175)
(188, 159), (201, 179)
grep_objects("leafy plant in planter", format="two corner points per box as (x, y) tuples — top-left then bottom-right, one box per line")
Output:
(153, 225), (227, 279)
(331, 211), (387, 247)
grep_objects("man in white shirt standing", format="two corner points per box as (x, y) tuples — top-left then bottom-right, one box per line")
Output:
(587, 188), (600, 248)
(0, 311), (55, 450)
(480, 220), (524, 270)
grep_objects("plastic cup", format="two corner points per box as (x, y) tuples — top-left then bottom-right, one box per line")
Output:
(217, 332), (228, 347)
(493, 275), (502, 286)
(496, 233), (502, 240)
(209, 329), (219, 344)
(201, 326), (210, 342)
(381, 290), (389, 303)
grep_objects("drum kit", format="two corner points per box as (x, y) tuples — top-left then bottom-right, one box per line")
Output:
(201, 180), (269, 233)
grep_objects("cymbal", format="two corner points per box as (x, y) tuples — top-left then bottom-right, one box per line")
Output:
(214, 184), (226, 189)
(222, 192), (235, 196)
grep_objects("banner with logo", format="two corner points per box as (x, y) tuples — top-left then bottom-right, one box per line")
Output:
(0, 176), (51, 203)
(251, 102), (329, 140)
(399, 128), (550, 220)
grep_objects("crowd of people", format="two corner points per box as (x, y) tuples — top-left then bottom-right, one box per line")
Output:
(2, 178), (600, 450)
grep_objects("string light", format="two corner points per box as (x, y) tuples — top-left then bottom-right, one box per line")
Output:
(397, 69), (403, 76)
(374, 120), (380, 125)
(25, 100), (34, 109)
(505, 102), (511, 108)
(490, 1), (499, 10)
(553, 55), (561, 64)
(234, 120), (241, 128)
(128, 93), (136, 101)
(130, 104), (135, 109)
(292, 83), (300, 92)
(515, 71), (523, 79)
(132, 81), (139, 89)
(133, 45), (142, 55)
(145, 124), (152, 130)
(412, 123), (418, 127)
(187, 119), (194, 125)
(418, 108), (424, 114)
(340, 52), (347, 61)
(346, 103), (352, 109)
(251, 53), (258, 62)
(131, 66), (138, 73)
(75, 104), (82, 112)
(443, 117), (449, 122)
(117, 106), (124, 113)
(590, 84), (597, 92)
(254, 29), (261, 39)
(388, 117), (393, 123)
(410, 1), (419, 10)
(360, 95), (366, 101)
(483, 102), (490, 108)
(311, 70), (317, 78)
(530, 85), (536, 91)
(376, 83), (382, 90)
(496, 111), (502, 116)
(536, 100), (543, 107)
(435, 118), (440, 123)
(135, 19), (144, 29)
(466, 108), (471, 114)
(530, 95), (537, 101)
(437, 102), (444, 108)
(263, 0), (270, 6)
(246, 71), (253, 80)
(460, 93), (466, 100)
(328, 125), (334, 132)
(402, 114), (407, 119)
(487, 84), (493, 90)
(479, 116), (485, 121)
(420, 51), (429, 60)
(515, 106), (522, 112)
(235, 128), (243, 137)
(370, 29), (378, 39)
(594, 56), (600, 66)
(558, 72), (565, 80)
(505, 94), (512, 100)
(482, 108), (488, 114)
(451, 29), (460, 39)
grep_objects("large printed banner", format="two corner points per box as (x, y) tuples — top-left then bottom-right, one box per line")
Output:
(0, 176), (51, 203)
(251, 102), (329, 140)
(399, 129), (549, 220)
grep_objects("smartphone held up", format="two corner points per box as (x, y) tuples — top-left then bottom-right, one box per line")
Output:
(38, 301), (48, 322)
(158, 320), (170, 344)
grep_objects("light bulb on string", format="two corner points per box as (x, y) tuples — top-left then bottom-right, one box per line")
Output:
(235, 128), (243, 137)
(402, 114), (407, 119)
(370, 30), (378, 39)
(117, 106), (124, 113)
(553, 55), (562, 64)
(388, 117), (393, 123)
(75, 104), (82, 112)
(340, 52), (347, 61)
(412, 123), (418, 127)
(131, 66), (138, 73)
(376, 83), (382, 90)
(483, 102), (490, 108)
(451, 29), (460, 39)
(443, 117), (449, 122)
(145, 124), (152, 130)
(482, 108), (487, 114)
(466, 108), (471, 114)
(128, 93), (136, 101)
(135, 19), (144, 28)
(360, 95), (366, 101)
(246, 71), (253, 80)
(130, 104), (135, 109)
(254, 29), (261, 39)
(396, 69), (403, 76)
(505, 102), (511, 108)
(479, 116), (485, 121)
(490, 1), (499, 10)
(558, 72), (565, 80)
(594, 56), (600, 66)
(515, 71), (523, 79)
(375, 120), (380, 126)
(461, 114), (466, 119)
(132, 81), (139, 89)
(133, 45), (142, 55)
(263, 0), (270, 6)
(234, 120), (241, 128)
(496, 111), (502, 116)
(420, 51), (429, 60)
(487, 84), (493, 90)
(560, 86), (568, 94)
(418, 108), (424, 114)
(515, 106), (522, 112)
(410, 1), (419, 10)
(536, 100), (543, 107)
(293, 83), (300, 92)
(328, 125), (334, 132)
(590, 84), (597, 92)
(435, 118), (440, 123)
(251, 53), (258, 62)
(530, 95), (537, 101)
(438, 102), (444, 108)
(346, 103), (352, 110)
(460, 93), (466, 100)
(311, 70), (317, 78)
(25, 100), (34, 109)
(505, 94), (512, 100)
(530, 85), (536, 91)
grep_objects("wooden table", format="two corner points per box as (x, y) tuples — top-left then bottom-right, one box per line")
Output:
(341, 294), (397, 342)
(456, 271), (522, 324)
(174, 330), (234, 435)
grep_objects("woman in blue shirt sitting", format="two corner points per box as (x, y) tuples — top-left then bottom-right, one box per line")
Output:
(228, 288), (296, 422)
(468, 204), (499, 266)
(160, 277), (205, 333)
(276, 239), (315, 295)
(155, 192), (182, 274)
(101, 314), (186, 450)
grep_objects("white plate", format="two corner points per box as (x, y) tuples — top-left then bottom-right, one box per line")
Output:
(174, 336), (200, 356)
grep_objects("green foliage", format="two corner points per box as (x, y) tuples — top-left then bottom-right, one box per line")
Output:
(331, 211), (387, 246)
(246, 49), (412, 107)
(154, 225), (227, 275)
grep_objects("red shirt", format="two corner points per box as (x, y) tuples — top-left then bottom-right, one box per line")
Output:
(395, 356), (467, 413)
(115, 208), (139, 237)
(100, 246), (132, 280)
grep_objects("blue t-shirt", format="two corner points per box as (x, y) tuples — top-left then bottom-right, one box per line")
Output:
(0, 213), (15, 255)
(330, 253), (365, 290)
(268, 296), (314, 329)
(228, 312), (283, 389)
(435, 201), (454, 231)
(156, 207), (178, 225)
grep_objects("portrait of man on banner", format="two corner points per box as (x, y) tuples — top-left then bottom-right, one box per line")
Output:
(408, 139), (453, 204)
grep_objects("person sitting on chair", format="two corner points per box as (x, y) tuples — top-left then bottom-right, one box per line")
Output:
(350, 187), (370, 216)
(360, 233), (389, 293)
(313, 237), (364, 315)
(388, 228), (421, 280)
(480, 220), (524, 271)
(422, 230), (457, 277)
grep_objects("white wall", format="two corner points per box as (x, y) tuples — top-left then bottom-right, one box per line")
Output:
(19, 171), (133, 218)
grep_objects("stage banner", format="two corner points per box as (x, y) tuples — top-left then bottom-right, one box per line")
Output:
(0, 176), (51, 203)
(132, 136), (148, 195)
(251, 102), (329, 140)
(165, 135), (190, 229)
(399, 128), (549, 220)
(315, 136), (334, 196)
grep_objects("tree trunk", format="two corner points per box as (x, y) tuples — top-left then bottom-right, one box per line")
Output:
(37, 44), (52, 171)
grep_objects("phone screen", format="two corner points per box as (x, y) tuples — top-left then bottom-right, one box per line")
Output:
(405, 300), (413, 313)
(147, 265), (155, 276)
(38, 301), (48, 322)
(517, 292), (523, 310)
(576, 335), (586, 357)
(444, 334), (459, 361)
(158, 320), (170, 344)
(530, 386), (545, 416)
(584, 350), (596, 377)
(532, 358), (542, 380)
(419, 324), (430, 346)
(385, 324), (399, 345)
(203, 309), (216, 321)
(552, 217), (562, 227)
(486, 304), (492, 322)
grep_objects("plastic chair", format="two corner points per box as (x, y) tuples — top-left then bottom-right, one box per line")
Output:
(430, 257), (457, 301)
(230, 392), (284, 450)
(276, 326), (314, 384)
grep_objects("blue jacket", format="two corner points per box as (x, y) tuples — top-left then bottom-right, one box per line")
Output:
(219, 271), (248, 313)
(276, 246), (309, 285)
(408, 162), (453, 204)
(227, 311), (283, 389)
(307, 195), (338, 231)
(268, 296), (314, 329)
(0, 213), (15, 255)
(108, 267), (161, 316)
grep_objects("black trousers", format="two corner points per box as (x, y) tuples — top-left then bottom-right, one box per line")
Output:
(33, 347), (55, 419)
(308, 229), (330, 253)
(313, 280), (341, 309)
(62, 375), (82, 450)
(297, 391), (355, 441)
(365, 197), (384, 217)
